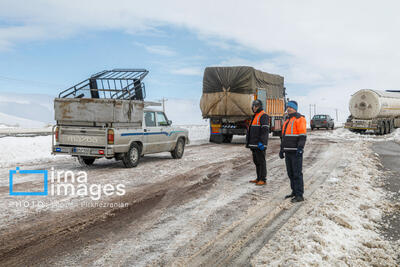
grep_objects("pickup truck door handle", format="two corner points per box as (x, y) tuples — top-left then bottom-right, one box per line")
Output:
(144, 129), (147, 132)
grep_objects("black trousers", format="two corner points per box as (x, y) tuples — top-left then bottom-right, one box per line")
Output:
(252, 149), (267, 181)
(284, 151), (304, 197)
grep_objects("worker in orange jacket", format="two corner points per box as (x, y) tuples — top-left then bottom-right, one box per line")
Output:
(246, 99), (269, 185)
(279, 101), (307, 202)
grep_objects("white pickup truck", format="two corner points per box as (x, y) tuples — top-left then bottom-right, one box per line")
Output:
(52, 69), (189, 167)
(53, 107), (189, 168)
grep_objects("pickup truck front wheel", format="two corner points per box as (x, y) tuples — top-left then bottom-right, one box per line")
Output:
(122, 143), (140, 168)
(171, 138), (185, 159)
(78, 156), (96, 166)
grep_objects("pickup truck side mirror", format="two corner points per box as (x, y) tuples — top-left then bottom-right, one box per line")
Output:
(168, 120), (172, 125)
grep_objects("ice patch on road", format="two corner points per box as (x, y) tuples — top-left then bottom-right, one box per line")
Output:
(252, 142), (400, 266)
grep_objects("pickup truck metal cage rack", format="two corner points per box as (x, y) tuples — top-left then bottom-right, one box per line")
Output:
(58, 69), (149, 100)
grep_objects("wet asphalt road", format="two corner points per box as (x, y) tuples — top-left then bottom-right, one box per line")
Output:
(372, 141), (400, 242)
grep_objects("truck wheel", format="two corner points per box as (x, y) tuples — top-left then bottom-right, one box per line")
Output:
(222, 134), (233, 143)
(379, 125), (384, 135)
(122, 143), (140, 168)
(78, 156), (95, 166)
(386, 121), (391, 134)
(171, 138), (185, 159)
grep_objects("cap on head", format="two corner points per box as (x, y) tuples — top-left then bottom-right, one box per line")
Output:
(252, 99), (263, 109)
(287, 100), (298, 111)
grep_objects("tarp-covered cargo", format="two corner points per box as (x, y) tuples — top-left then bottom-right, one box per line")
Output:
(200, 66), (284, 117)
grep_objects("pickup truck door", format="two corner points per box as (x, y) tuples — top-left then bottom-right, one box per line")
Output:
(144, 111), (163, 153)
(156, 111), (174, 151)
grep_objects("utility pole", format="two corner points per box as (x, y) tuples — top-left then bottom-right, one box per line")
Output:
(335, 108), (338, 122)
(159, 97), (168, 113)
(309, 104), (316, 120)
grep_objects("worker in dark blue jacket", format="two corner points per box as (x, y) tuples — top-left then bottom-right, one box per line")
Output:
(246, 99), (269, 185)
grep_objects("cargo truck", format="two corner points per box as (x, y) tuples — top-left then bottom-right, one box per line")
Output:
(52, 69), (189, 167)
(345, 89), (400, 135)
(200, 66), (286, 143)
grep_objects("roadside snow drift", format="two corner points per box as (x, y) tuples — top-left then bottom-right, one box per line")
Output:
(251, 141), (400, 266)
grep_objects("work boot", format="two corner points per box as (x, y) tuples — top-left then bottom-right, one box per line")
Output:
(249, 179), (259, 183)
(291, 196), (304, 203)
(256, 180), (266, 186)
(285, 193), (295, 199)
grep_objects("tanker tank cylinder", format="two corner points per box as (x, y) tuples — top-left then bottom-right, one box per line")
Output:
(349, 89), (400, 119)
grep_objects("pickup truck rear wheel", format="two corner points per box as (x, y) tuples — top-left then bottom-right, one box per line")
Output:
(171, 138), (185, 159)
(122, 143), (140, 168)
(78, 156), (95, 166)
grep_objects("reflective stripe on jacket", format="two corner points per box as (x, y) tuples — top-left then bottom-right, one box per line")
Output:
(246, 109), (269, 149)
(281, 112), (307, 151)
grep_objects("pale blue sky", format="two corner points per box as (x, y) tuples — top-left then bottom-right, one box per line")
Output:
(0, 24), (308, 100)
(1, 0), (399, 123)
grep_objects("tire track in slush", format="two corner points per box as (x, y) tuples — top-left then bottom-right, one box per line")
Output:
(172, 143), (340, 266)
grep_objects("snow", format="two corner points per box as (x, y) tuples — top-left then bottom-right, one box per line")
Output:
(316, 127), (400, 143)
(0, 135), (66, 168)
(252, 141), (400, 266)
(0, 111), (47, 128)
(181, 125), (209, 145)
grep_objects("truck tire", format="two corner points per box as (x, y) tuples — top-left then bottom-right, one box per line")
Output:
(210, 134), (223, 143)
(386, 121), (391, 134)
(122, 143), (140, 168)
(78, 156), (95, 166)
(171, 138), (185, 159)
(222, 134), (233, 143)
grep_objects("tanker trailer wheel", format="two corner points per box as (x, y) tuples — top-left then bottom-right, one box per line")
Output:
(378, 124), (384, 135)
(386, 121), (392, 134)
(171, 138), (185, 159)
(122, 143), (140, 168)
(78, 156), (96, 166)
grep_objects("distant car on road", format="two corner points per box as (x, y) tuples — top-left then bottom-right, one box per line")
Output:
(310, 114), (334, 130)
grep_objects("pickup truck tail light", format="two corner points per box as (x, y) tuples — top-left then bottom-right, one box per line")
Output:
(107, 129), (114, 144)
(55, 127), (59, 142)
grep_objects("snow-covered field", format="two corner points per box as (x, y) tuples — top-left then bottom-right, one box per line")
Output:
(252, 141), (400, 266)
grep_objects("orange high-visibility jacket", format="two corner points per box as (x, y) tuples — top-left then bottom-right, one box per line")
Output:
(246, 109), (269, 149)
(281, 113), (307, 151)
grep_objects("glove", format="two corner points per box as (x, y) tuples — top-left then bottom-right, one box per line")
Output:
(296, 147), (304, 157)
(258, 142), (265, 151)
(279, 150), (285, 159)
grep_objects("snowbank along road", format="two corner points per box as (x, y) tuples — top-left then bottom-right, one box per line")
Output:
(0, 128), (399, 266)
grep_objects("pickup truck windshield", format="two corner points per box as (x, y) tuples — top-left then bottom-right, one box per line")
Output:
(157, 112), (169, 126)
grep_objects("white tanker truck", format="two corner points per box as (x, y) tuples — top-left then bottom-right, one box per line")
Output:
(345, 89), (400, 134)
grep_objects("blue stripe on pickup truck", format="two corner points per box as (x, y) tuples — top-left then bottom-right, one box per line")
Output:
(121, 131), (184, 137)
